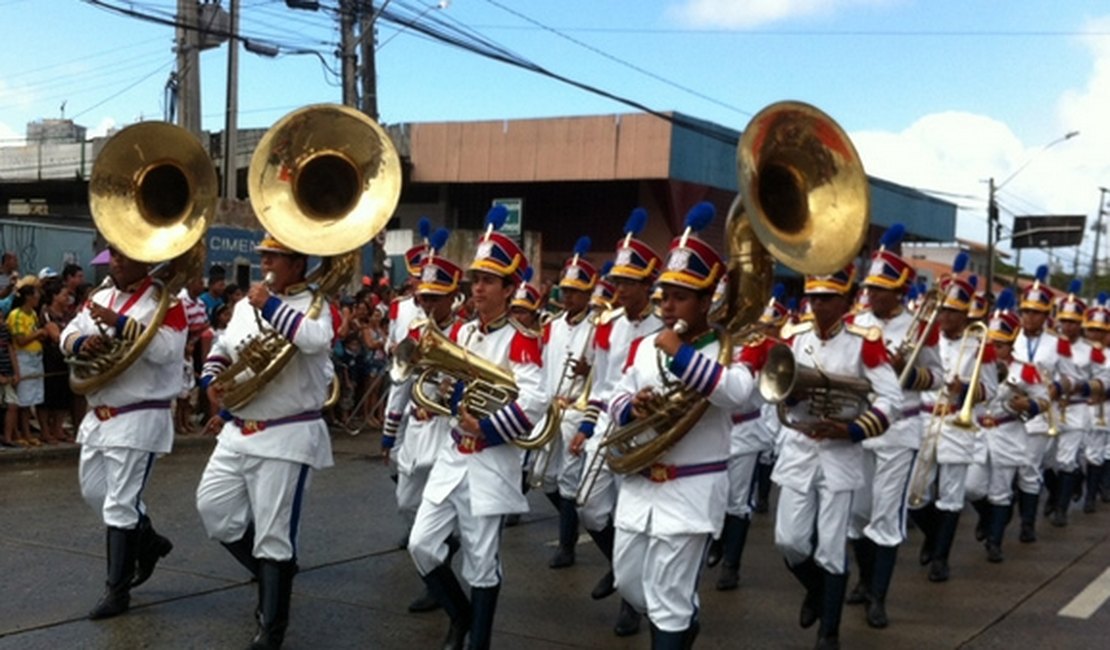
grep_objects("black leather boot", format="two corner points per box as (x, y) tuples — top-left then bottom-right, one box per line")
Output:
(786, 558), (822, 629)
(411, 536), (458, 613)
(1101, 461), (1110, 503)
(89, 526), (138, 620)
(866, 545), (898, 628)
(131, 514), (173, 588)
(928, 510), (960, 583)
(421, 565), (471, 650)
(468, 584), (500, 650)
(816, 570), (847, 650)
(221, 524), (259, 579)
(614, 599), (642, 637)
(716, 515), (750, 591)
(970, 498), (989, 542)
(250, 559), (296, 650)
(549, 496), (577, 569)
(985, 503), (1012, 563)
(1052, 471), (1075, 527)
(754, 460), (774, 514)
(705, 536), (723, 568)
(1085, 464), (1102, 513)
(1043, 469), (1059, 517)
(587, 524), (616, 599)
(1018, 490), (1039, 543)
(845, 537), (875, 605)
(909, 505), (938, 565)
(650, 625), (688, 649)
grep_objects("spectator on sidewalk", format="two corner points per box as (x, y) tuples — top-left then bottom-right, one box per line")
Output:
(199, 265), (226, 321)
(0, 314), (19, 448)
(39, 280), (75, 443)
(7, 279), (52, 446)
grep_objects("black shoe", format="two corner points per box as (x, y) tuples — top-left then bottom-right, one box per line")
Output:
(706, 536), (723, 568)
(1050, 509), (1068, 528)
(927, 559), (949, 583)
(408, 588), (441, 613)
(591, 570), (616, 600)
(613, 599), (641, 637)
(89, 527), (138, 620)
(421, 565), (470, 650)
(815, 637), (841, 650)
(548, 545), (576, 569)
(786, 559), (822, 629)
(504, 513), (521, 527)
(799, 592), (820, 629)
(845, 581), (869, 605)
(716, 562), (739, 591)
(817, 571), (848, 647)
(250, 560), (296, 650)
(468, 584), (500, 650)
(132, 516), (173, 588)
(1019, 521), (1037, 543)
(865, 596), (888, 629)
(986, 543), (1004, 564)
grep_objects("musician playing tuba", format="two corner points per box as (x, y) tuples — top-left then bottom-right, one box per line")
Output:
(407, 206), (548, 650)
(606, 203), (759, 647)
(62, 121), (213, 621)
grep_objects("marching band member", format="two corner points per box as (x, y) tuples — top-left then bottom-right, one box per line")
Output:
(911, 268), (998, 584)
(407, 206), (547, 650)
(570, 208), (663, 638)
(509, 267), (544, 332)
(61, 247), (186, 619)
(381, 229), (464, 613)
(538, 236), (599, 570)
(1081, 295), (1110, 513)
(196, 235), (338, 649)
(967, 289), (1048, 563)
(607, 202), (756, 647)
(846, 225), (942, 627)
(773, 263), (902, 650)
(1045, 280), (1102, 527)
(1013, 266), (1081, 543)
(389, 217), (433, 349)
(710, 283), (787, 592)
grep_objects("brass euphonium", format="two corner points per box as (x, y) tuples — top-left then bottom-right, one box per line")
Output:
(212, 104), (401, 410)
(68, 121), (216, 394)
(759, 343), (873, 431)
(598, 101), (870, 475)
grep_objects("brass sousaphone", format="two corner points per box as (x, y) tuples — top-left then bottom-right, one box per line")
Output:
(69, 122), (217, 394)
(212, 104), (401, 410)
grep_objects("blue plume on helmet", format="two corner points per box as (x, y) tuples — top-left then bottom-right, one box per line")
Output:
(485, 205), (509, 230)
(880, 223), (905, 250)
(952, 251), (970, 274)
(1035, 264), (1049, 284)
(787, 297), (798, 310)
(521, 266), (533, 283)
(1099, 291), (1108, 307)
(771, 282), (785, 300)
(418, 217), (431, 240)
(907, 285), (919, 302)
(573, 236), (592, 257)
(996, 288), (1016, 312)
(969, 275), (979, 290)
(600, 260), (614, 276)
(1068, 278), (1082, 295)
(624, 208), (647, 236)
(429, 228), (449, 252)
(684, 202), (715, 232)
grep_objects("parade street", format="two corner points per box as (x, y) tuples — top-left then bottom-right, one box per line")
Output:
(1, 432), (1108, 650)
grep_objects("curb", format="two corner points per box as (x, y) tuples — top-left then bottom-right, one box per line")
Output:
(0, 435), (217, 466)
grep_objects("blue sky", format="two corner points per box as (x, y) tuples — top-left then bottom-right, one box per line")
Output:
(2, 0), (1109, 275)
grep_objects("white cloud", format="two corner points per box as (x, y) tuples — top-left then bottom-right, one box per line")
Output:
(669, 0), (895, 28)
(0, 121), (24, 147)
(88, 116), (118, 139)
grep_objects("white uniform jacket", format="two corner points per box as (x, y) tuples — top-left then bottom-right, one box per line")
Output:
(1086, 341), (1110, 433)
(772, 321), (903, 493)
(1013, 328), (1081, 436)
(422, 317), (548, 516)
(853, 308), (943, 451)
(388, 295), (422, 350)
(61, 277), (187, 453)
(202, 289), (336, 470)
(923, 330), (999, 465)
(728, 335), (778, 457)
(608, 330), (755, 536)
(538, 309), (594, 437)
(1062, 337), (1098, 434)
(980, 361), (1047, 467)
(581, 306), (663, 440)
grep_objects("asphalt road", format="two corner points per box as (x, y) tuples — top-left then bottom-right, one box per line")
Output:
(1, 432), (1108, 649)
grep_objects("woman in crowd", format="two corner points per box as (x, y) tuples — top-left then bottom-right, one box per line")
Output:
(7, 282), (52, 446)
(38, 280), (75, 443)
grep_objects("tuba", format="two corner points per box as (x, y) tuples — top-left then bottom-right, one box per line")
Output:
(598, 101), (870, 475)
(211, 104), (401, 411)
(68, 121), (216, 394)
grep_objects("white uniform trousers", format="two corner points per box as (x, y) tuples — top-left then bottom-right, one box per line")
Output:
(848, 447), (916, 547)
(1052, 429), (1083, 472)
(774, 471), (852, 574)
(577, 439), (618, 532)
(1084, 430), (1109, 465)
(409, 477), (503, 588)
(612, 527), (709, 633)
(725, 452), (761, 518)
(396, 465), (432, 521)
(534, 436), (566, 494)
(1018, 435), (1052, 494)
(965, 462), (1018, 506)
(932, 463), (969, 512)
(196, 445), (312, 562)
(79, 446), (156, 529)
(557, 442), (586, 501)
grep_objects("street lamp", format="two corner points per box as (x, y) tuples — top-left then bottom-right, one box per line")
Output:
(986, 130), (1080, 291)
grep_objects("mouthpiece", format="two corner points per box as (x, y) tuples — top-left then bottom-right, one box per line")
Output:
(673, 319), (688, 335)
(263, 272), (276, 286)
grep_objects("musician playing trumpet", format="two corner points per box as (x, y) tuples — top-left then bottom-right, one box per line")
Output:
(771, 264), (902, 650)
(608, 203), (757, 647)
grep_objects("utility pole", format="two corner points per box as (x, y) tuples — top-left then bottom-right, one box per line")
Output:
(1091, 187), (1110, 289)
(359, 1), (379, 119)
(223, 0), (240, 200)
(340, 0), (359, 107)
(986, 177), (997, 292)
(176, 0), (202, 137)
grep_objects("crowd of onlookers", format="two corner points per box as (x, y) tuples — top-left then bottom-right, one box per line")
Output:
(0, 248), (412, 448)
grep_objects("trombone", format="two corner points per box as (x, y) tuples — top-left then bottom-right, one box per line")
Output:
(907, 321), (991, 508)
(896, 288), (941, 389)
